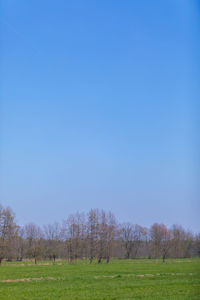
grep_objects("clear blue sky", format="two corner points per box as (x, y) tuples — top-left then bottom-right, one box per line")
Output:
(0, 1), (199, 232)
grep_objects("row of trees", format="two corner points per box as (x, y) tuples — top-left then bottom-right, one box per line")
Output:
(0, 204), (199, 264)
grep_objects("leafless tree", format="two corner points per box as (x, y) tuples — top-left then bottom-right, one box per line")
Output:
(105, 211), (117, 263)
(24, 223), (44, 264)
(170, 225), (193, 258)
(0, 204), (198, 263)
(150, 223), (171, 262)
(194, 234), (200, 257)
(62, 213), (86, 263)
(87, 209), (99, 263)
(121, 223), (147, 259)
(15, 227), (26, 261)
(131, 225), (147, 258)
(121, 223), (135, 259)
(0, 205), (18, 264)
(43, 222), (61, 262)
(170, 225), (185, 258)
(160, 227), (171, 262)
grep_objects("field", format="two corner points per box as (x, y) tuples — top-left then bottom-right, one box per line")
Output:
(0, 258), (200, 299)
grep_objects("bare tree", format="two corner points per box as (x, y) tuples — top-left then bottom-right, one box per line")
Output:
(97, 210), (107, 264)
(0, 205), (18, 264)
(61, 217), (74, 263)
(150, 223), (162, 259)
(121, 223), (147, 259)
(43, 222), (61, 262)
(131, 225), (147, 258)
(87, 209), (99, 263)
(76, 213), (87, 259)
(62, 213), (86, 263)
(160, 227), (171, 262)
(170, 225), (193, 258)
(121, 223), (135, 259)
(171, 225), (185, 258)
(0, 204), (198, 263)
(194, 234), (200, 257)
(15, 227), (26, 261)
(105, 211), (117, 263)
(150, 223), (171, 262)
(24, 223), (44, 264)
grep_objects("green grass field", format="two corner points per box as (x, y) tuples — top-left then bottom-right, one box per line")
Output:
(0, 258), (199, 299)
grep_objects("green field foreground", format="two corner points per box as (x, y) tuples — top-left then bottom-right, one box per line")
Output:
(0, 258), (200, 299)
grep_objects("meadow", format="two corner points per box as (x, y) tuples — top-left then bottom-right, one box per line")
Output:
(0, 258), (199, 300)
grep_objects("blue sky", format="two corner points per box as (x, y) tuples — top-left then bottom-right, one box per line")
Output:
(0, 0), (199, 231)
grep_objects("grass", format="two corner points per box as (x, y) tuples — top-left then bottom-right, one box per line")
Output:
(0, 258), (200, 299)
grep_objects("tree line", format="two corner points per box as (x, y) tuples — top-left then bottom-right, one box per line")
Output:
(0, 204), (199, 264)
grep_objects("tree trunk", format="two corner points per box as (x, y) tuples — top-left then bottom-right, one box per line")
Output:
(98, 257), (102, 264)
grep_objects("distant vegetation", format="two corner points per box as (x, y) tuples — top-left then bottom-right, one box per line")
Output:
(0, 204), (199, 264)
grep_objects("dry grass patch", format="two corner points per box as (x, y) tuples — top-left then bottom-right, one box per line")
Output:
(1, 277), (56, 283)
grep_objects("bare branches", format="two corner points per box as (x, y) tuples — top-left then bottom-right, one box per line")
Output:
(0, 203), (199, 263)
(0, 206), (18, 264)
